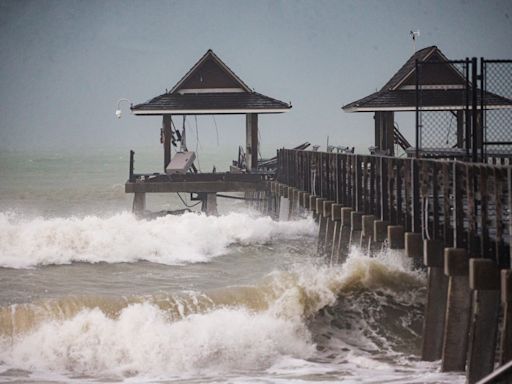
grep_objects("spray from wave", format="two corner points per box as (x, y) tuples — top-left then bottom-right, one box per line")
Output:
(0, 211), (316, 268)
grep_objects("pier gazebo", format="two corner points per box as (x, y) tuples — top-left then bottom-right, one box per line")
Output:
(342, 46), (512, 159)
(126, 49), (291, 214)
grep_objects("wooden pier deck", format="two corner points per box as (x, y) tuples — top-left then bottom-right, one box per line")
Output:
(125, 172), (269, 193)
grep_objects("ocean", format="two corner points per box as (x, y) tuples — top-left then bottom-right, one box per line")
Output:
(0, 148), (465, 383)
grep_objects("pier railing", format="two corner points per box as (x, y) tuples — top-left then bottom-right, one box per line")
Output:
(277, 148), (511, 268)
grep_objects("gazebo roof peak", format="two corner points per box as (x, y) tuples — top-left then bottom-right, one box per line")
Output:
(169, 49), (253, 95)
(380, 45), (441, 91)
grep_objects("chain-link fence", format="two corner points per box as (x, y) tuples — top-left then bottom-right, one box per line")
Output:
(416, 60), (471, 158)
(416, 58), (512, 161)
(482, 60), (512, 155)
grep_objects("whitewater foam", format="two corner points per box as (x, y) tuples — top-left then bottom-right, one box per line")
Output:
(0, 240), (444, 382)
(0, 211), (316, 269)
(0, 303), (314, 377)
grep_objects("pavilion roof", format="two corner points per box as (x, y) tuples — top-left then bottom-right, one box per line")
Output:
(342, 46), (512, 112)
(132, 50), (291, 115)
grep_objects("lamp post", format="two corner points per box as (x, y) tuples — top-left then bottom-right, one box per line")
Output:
(115, 98), (132, 119)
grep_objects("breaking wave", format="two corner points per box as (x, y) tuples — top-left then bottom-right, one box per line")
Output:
(0, 211), (316, 268)
(0, 249), (427, 380)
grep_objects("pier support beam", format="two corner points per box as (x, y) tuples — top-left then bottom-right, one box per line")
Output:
(442, 248), (471, 372)
(245, 113), (258, 171)
(330, 204), (342, 264)
(500, 269), (512, 365)
(466, 259), (500, 384)
(405, 232), (423, 267)
(202, 193), (218, 216)
(349, 212), (362, 248)
(371, 220), (388, 253)
(302, 192), (311, 210)
(290, 188), (299, 217)
(361, 215), (375, 253)
(315, 198), (327, 254)
(387, 225), (404, 249)
(323, 201), (334, 256)
(133, 192), (146, 215)
(421, 239), (448, 361)
(309, 195), (320, 222)
(336, 207), (353, 263)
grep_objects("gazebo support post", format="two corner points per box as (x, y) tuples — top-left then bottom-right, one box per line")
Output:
(246, 113), (259, 171)
(456, 110), (464, 148)
(374, 111), (394, 156)
(163, 114), (172, 171)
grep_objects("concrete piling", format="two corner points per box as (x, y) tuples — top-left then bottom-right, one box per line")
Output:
(405, 232), (423, 267)
(371, 220), (388, 253)
(322, 201), (334, 256)
(442, 248), (471, 372)
(309, 195), (319, 221)
(421, 239), (448, 361)
(133, 192), (146, 215)
(361, 215), (375, 253)
(349, 211), (362, 248)
(500, 269), (512, 365)
(315, 198), (327, 254)
(330, 204), (342, 264)
(302, 192), (310, 210)
(336, 207), (353, 263)
(387, 225), (405, 249)
(466, 259), (501, 384)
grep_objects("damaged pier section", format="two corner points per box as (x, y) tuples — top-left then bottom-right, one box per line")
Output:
(124, 49), (290, 215)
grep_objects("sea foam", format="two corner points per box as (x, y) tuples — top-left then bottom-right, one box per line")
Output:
(0, 211), (316, 269)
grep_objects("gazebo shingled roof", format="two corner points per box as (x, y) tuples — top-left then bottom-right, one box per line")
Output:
(342, 46), (512, 112)
(131, 49), (291, 115)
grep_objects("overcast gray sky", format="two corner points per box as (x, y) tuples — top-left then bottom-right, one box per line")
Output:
(0, 0), (511, 155)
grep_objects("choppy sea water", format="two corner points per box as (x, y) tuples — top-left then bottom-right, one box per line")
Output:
(0, 149), (465, 383)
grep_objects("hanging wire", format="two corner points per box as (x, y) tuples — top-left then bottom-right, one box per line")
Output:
(445, 113), (454, 145)
(423, 197), (431, 240)
(257, 129), (262, 160)
(177, 192), (201, 208)
(194, 115), (201, 171)
(311, 169), (317, 196)
(212, 115), (220, 146)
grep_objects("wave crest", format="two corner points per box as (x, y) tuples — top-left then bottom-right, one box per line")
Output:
(0, 212), (316, 268)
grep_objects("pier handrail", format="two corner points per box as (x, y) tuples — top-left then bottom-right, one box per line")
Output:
(277, 148), (511, 268)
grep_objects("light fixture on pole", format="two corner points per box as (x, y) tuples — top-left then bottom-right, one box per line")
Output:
(115, 98), (132, 119)
(410, 30), (420, 53)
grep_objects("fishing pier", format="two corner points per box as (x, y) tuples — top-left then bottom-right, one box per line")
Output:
(123, 47), (512, 383)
